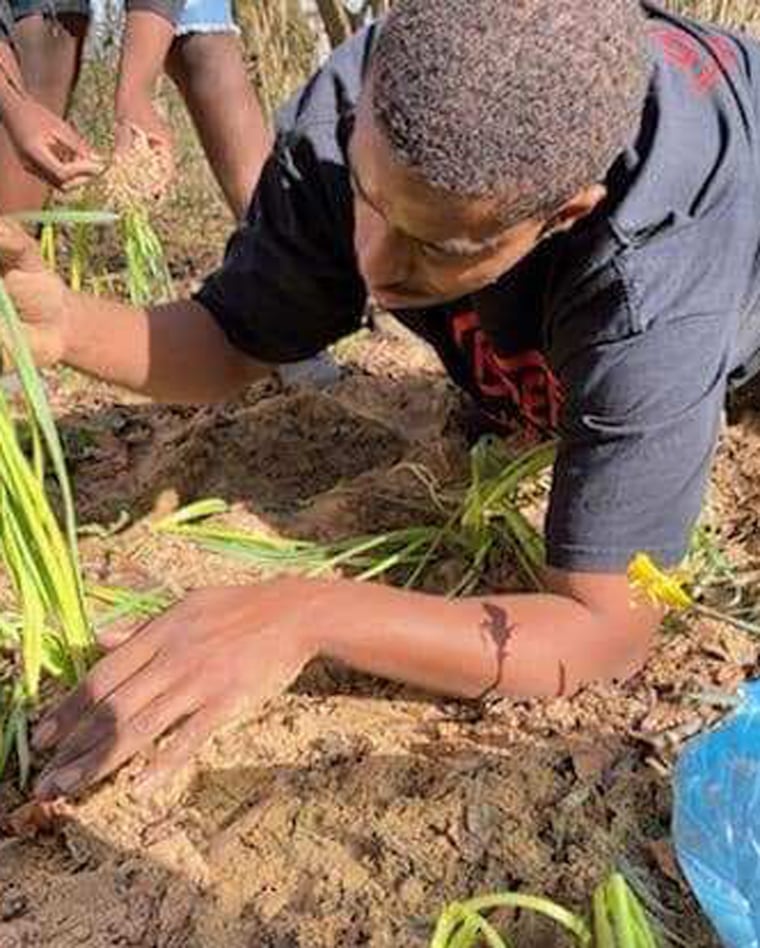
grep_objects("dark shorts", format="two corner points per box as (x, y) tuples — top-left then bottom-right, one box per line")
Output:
(9, 0), (90, 21)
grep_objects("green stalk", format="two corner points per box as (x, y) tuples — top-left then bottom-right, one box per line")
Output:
(593, 884), (617, 948)
(38, 222), (57, 272)
(606, 876), (638, 948)
(0, 404), (90, 656)
(0, 281), (85, 591)
(8, 209), (119, 226)
(69, 219), (91, 293)
(431, 904), (469, 948)
(448, 912), (484, 948)
(0, 278), (93, 696)
(462, 894), (592, 945)
(153, 497), (229, 529)
(459, 909), (511, 948)
(87, 583), (174, 628)
(612, 876), (659, 948)
(123, 207), (173, 305)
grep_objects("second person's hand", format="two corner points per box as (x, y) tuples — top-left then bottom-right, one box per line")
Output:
(113, 97), (174, 196)
(3, 97), (104, 191)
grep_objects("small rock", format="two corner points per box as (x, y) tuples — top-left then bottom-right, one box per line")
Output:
(0, 889), (26, 923)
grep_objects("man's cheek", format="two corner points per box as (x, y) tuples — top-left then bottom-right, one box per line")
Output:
(429, 261), (496, 296)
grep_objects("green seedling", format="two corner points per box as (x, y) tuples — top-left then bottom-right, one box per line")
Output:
(153, 439), (556, 595)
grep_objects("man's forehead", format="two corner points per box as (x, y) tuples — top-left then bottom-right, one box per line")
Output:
(349, 89), (510, 248)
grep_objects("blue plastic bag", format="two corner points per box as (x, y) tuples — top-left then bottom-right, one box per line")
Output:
(673, 681), (760, 947)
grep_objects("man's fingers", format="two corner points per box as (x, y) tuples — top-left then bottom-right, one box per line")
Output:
(56, 157), (105, 181)
(132, 696), (237, 802)
(41, 150), (103, 187)
(113, 121), (136, 156)
(58, 173), (102, 193)
(51, 124), (100, 161)
(0, 218), (42, 272)
(97, 616), (145, 652)
(34, 686), (200, 801)
(32, 628), (160, 751)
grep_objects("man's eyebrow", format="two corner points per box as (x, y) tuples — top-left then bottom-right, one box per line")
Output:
(346, 151), (503, 256)
(347, 159), (386, 218)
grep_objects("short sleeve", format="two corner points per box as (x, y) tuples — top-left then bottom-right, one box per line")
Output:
(124, 0), (183, 22)
(546, 309), (731, 572)
(195, 132), (367, 364)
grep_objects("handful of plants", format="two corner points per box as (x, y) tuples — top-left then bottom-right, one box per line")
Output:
(152, 439), (556, 595)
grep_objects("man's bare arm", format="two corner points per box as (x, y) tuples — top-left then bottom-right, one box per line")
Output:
(0, 218), (269, 401)
(0, 42), (103, 190)
(32, 567), (659, 798)
(313, 568), (658, 699)
(64, 293), (269, 402)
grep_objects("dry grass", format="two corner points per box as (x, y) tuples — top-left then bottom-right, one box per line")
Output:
(239, 0), (319, 119)
(668, 0), (760, 32)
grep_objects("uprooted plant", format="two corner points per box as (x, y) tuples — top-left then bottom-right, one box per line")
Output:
(153, 437), (557, 595)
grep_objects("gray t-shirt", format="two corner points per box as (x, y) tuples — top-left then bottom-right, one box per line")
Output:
(198, 3), (760, 574)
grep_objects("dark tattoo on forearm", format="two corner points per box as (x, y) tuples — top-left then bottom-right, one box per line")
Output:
(474, 602), (516, 703)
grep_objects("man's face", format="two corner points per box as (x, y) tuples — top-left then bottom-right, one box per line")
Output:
(348, 89), (548, 310)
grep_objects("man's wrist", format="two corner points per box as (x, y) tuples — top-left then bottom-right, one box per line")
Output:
(274, 575), (350, 659)
(0, 48), (26, 120)
(59, 286), (81, 366)
(115, 86), (153, 119)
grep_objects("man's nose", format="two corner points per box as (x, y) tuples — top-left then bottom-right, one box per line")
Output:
(353, 200), (412, 291)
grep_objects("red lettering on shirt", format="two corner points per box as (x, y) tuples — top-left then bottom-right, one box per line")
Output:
(651, 26), (737, 93)
(450, 309), (562, 436)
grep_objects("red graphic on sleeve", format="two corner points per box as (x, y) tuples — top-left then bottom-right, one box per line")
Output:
(450, 309), (562, 436)
(651, 26), (737, 93)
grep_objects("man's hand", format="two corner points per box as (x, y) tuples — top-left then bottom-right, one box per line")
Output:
(2, 97), (103, 191)
(32, 580), (324, 801)
(113, 9), (175, 188)
(114, 96), (172, 158)
(113, 99), (174, 195)
(28, 563), (658, 802)
(0, 218), (71, 366)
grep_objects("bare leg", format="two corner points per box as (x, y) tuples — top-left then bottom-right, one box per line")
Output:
(166, 32), (271, 222)
(168, 32), (339, 387)
(0, 13), (88, 213)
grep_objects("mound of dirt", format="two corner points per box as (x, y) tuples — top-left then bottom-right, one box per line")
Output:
(2, 319), (748, 947)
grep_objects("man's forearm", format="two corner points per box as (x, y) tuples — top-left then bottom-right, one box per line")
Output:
(116, 10), (174, 112)
(309, 577), (658, 699)
(63, 291), (269, 401)
(0, 41), (25, 122)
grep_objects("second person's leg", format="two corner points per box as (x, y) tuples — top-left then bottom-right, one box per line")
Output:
(166, 0), (340, 387)
(165, 1), (271, 222)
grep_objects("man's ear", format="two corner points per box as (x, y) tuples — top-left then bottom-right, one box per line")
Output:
(539, 184), (607, 238)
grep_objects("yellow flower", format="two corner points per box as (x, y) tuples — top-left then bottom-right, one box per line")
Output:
(627, 553), (693, 611)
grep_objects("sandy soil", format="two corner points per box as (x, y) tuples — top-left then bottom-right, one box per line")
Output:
(2, 317), (755, 947)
